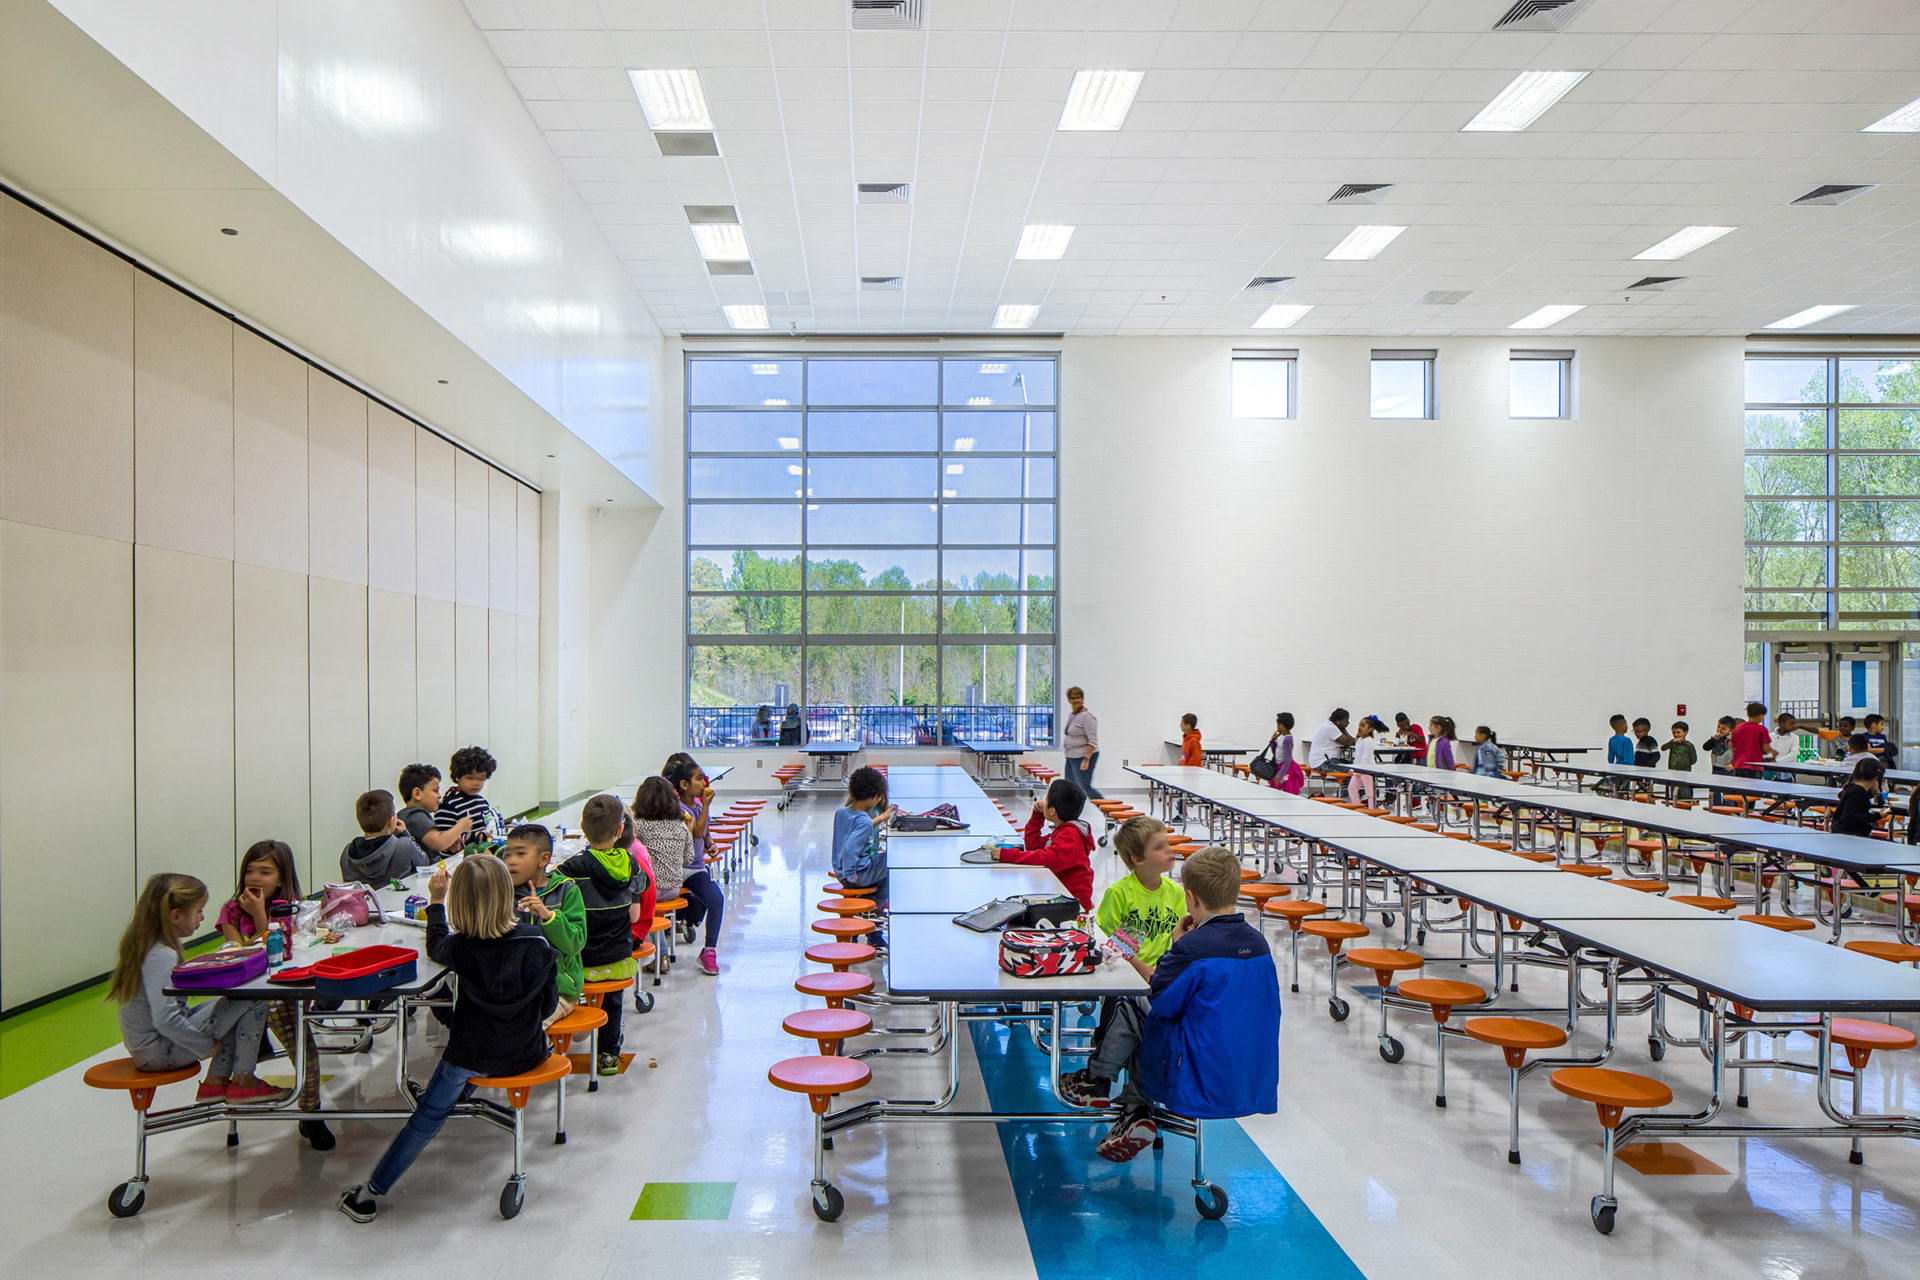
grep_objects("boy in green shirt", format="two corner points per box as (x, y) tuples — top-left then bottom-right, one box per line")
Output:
(502, 824), (587, 1021)
(1058, 816), (1187, 1107)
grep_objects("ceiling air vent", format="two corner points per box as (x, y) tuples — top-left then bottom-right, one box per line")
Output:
(1792, 183), (1875, 206)
(851, 0), (924, 31)
(706, 261), (754, 276)
(1246, 276), (1295, 292)
(857, 182), (911, 204)
(1418, 290), (1472, 305)
(1491, 0), (1595, 32)
(1329, 183), (1393, 204)
(656, 132), (719, 157)
(1627, 276), (1682, 291)
(860, 276), (905, 291)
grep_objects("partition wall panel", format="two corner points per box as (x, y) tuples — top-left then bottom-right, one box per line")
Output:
(233, 563), (311, 889)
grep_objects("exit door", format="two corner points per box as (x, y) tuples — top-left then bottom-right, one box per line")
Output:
(1757, 635), (1904, 745)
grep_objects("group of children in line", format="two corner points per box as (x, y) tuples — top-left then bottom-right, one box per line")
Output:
(1231, 708), (1504, 807)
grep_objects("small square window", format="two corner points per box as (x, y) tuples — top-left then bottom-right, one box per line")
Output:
(1230, 352), (1296, 418)
(1370, 350), (1434, 419)
(1510, 350), (1573, 419)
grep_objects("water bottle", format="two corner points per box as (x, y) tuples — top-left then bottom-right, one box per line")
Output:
(267, 927), (285, 969)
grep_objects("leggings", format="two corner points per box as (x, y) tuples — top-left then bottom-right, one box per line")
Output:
(1348, 772), (1375, 807)
(265, 1002), (322, 1110)
(133, 998), (268, 1078)
(680, 869), (724, 949)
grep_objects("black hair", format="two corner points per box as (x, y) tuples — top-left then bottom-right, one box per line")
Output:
(667, 760), (703, 794)
(1329, 707), (1349, 722)
(662, 751), (695, 776)
(633, 775), (681, 821)
(398, 763), (441, 802)
(1671, 720), (1688, 732)
(1746, 702), (1768, 717)
(1181, 713), (1198, 730)
(506, 823), (553, 855)
(1864, 712), (1886, 727)
(1609, 713), (1628, 728)
(1276, 711), (1295, 731)
(1631, 717), (1651, 730)
(1394, 712), (1410, 725)
(1476, 725), (1497, 743)
(449, 746), (497, 780)
(1838, 715), (1856, 727)
(1850, 732), (1871, 752)
(1850, 757), (1885, 784)
(847, 766), (887, 804)
(1046, 778), (1086, 824)
(356, 789), (395, 834)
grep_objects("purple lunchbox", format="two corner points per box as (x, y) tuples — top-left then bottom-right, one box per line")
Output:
(170, 946), (269, 989)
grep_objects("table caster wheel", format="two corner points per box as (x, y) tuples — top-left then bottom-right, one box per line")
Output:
(1195, 1184), (1228, 1220)
(1378, 1036), (1405, 1064)
(107, 1181), (146, 1218)
(812, 1183), (844, 1222)
(634, 990), (655, 1014)
(499, 1180), (525, 1219)
(1328, 997), (1350, 1022)
(1647, 1036), (1665, 1061)
(1381, 912), (1395, 928)
(1590, 1196), (1615, 1234)
(1416, 929), (1427, 946)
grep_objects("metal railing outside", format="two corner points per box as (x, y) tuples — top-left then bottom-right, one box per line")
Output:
(687, 704), (1055, 749)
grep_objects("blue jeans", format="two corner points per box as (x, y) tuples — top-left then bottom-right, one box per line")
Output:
(680, 869), (724, 950)
(844, 876), (888, 947)
(366, 1058), (479, 1196)
(1065, 752), (1103, 800)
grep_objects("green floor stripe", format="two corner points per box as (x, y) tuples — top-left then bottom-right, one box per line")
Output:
(630, 1181), (736, 1220)
(0, 979), (121, 1100)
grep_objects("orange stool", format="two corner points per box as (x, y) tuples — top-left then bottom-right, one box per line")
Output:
(1740, 914), (1816, 933)
(1347, 947), (1424, 1058)
(1845, 939), (1920, 966)
(1831, 1018), (1918, 1164)
(811, 919), (872, 941)
(795, 971), (874, 1009)
(1264, 899), (1329, 992)
(1559, 865), (1612, 879)
(1551, 1067), (1674, 1234)
(805, 942), (877, 971)
(84, 1058), (202, 1217)
(1393, 979), (1489, 1105)
(1507, 849), (1558, 864)
(1463, 1017), (1569, 1163)
(1302, 919), (1371, 1021)
(467, 1054), (572, 1217)
(783, 1008), (874, 1055)
(768, 1055), (871, 1221)
(543, 1006), (607, 1143)
(1612, 878), (1669, 895)
(823, 883), (874, 899)
(816, 898), (876, 917)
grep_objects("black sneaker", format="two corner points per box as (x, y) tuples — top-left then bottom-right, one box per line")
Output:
(338, 1184), (377, 1223)
(299, 1119), (336, 1151)
(1056, 1068), (1111, 1108)
(1096, 1109), (1158, 1163)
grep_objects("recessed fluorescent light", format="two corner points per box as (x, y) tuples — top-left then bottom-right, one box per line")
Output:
(1462, 70), (1588, 132)
(993, 304), (1039, 329)
(1059, 70), (1144, 131)
(691, 223), (750, 261)
(1633, 226), (1735, 261)
(977, 363), (1007, 374)
(953, 437), (975, 451)
(722, 304), (768, 330)
(1509, 304), (1585, 329)
(1862, 97), (1920, 133)
(942, 489), (958, 498)
(786, 464), (803, 476)
(1252, 303), (1312, 329)
(751, 363), (780, 375)
(629, 69), (712, 130)
(1764, 304), (1857, 330)
(1016, 224), (1074, 260)
(1324, 226), (1405, 260)
(946, 464), (965, 475)
(777, 436), (800, 449)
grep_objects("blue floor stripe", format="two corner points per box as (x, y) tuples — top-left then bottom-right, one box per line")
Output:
(967, 1018), (1365, 1280)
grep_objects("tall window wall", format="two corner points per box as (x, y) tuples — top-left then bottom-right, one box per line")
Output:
(685, 355), (1057, 748)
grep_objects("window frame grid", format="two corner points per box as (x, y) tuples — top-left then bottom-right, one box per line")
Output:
(1508, 348), (1574, 420)
(1369, 348), (1437, 420)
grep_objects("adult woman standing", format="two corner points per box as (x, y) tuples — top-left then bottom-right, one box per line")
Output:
(1062, 686), (1103, 799)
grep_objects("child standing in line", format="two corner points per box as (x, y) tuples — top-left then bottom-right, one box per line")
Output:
(217, 840), (330, 1146)
(1606, 715), (1633, 766)
(1731, 702), (1774, 776)
(397, 763), (471, 855)
(1471, 726), (1505, 777)
(338, 855), (556, 1223)
(668, 760), (724, 975)
(1769, 712), (1802, 781)
(111, 873), (287, 1107)
(1834, 758), (1887, 838)
(1631, 718), (1660, 768)
(1349, 716), (1384, 806)
(1430, 717), (1459, 772)
(556, 795), (647, 1074)
(996, 778), (1096, 910)
(436, 746), (500, 846)
(502, 824), (585, 1025)
(1703, 717), (1735, 774)
(1057, 816), (1188, 1110)
(1663, 721), (1698, 801)
(832, 767), (894, 951)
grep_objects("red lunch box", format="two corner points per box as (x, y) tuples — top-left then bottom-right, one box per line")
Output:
(311, 944), (418, 998)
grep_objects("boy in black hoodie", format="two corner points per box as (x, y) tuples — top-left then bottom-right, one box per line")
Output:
(340, 789), (432, 886)
(339, 854), (555, 1222)
(556, 794), (649, 1075)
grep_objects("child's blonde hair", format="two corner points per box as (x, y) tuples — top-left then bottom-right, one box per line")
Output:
(1112, 815), (1167, 869)
(109, 873), (208, 1004)
(446, 854), (518, 940)
(1181, 847), (1241, 912)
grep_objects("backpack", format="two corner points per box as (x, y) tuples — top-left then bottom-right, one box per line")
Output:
(998, 928), (1099, 977)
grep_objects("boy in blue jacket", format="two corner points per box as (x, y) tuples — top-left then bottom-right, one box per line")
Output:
(832, 767), (894, 950)
(1087, 845), (1280, 1162)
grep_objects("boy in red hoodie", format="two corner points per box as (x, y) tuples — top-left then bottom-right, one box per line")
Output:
(996, 778), (1096, 909)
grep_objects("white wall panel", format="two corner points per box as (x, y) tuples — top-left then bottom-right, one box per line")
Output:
(368, 587), (418, 795)
(232, 328), (308, 574)
(415, 596), (457, 775)
(516, 612), (539, 809)
(454, 601), (489, 749)
(132, 273), (232, 560)
(307, 370), (367, 586)
(367, 404), (416, 596)
(487, 609), (521, 815)
(233, 563), (310, 890)
(0, 195), (134, 540)
(516, 485), (539, 617)
(488, 469), (517, 613)
(454, 452), (489, 608)
(308, 577), (368, 880)
(133, 544), (234, 895)
(0, 521), (133, 1007)
(415, 429), (456, 603)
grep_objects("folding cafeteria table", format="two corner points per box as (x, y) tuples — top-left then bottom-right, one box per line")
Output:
(882, 768), (993, 802)
(956, 737), (1030, 787)
(888, 865), (1063, 914)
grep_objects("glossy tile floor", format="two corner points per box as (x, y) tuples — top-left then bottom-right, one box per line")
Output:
(4, 790), (1918, 1279)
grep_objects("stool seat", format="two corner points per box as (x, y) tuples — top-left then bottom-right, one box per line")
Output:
(1238, 868), (1260, 881)
(1464, 1016), (1568, 1055)
(811, 919), (872, 940)
(1612, 878), (1669, 894)
(657, 896), (689, 912)
(1302, 918), (1368, 940)
(632, 941), (656, 961)
(1559, 865), (1612, 878)
(581, 976), (634, 998)
(783, 1008), (874, 1049)
(805, 942), (877, 970)
(547, 1005), (607, 1036)
(1845, 939), (1920, 964)
(1507, 849), (1557, 863)
(1830, 1018), (1917, 1055)
(1396, 979), (1488, 1017)
(1671, 895), (1737, 912)
(1265, 900), (1328, 929)
(816, 898), (875, 917)
(85, 1059), (200, 1092)
(1475, 840), (1512, 851)
(1410, 822), (1440, 832)
(1551, 1067), (1673, 1115)
(470, 1054), (572, 1108)
(1241, 883), (1291, 905)
(1347, 948), (1424, 983)
(1381, 815), (1417, 825)
(768, 1055), (870, 1102)
(1740, 914), (1817, 932)
(795, 972), (874, 1007)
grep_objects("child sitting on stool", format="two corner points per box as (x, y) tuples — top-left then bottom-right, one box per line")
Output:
(832, 766), (894, 950)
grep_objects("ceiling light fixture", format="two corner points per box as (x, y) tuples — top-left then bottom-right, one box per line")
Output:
(723, 304), (768, 330)
(1509, 303), (1585, 329)
(1862, 97), (1920, 133)
(1016, 224), (1075, 260)
(1462, 70), (1588, 132)
(1633, 226), (1735, 260)
(1252, 303), (1312, 329)
(1764, 304), (1856, 330)
(953, 437), (976, 451)
(993, 304), (1039, 329)
(1324, 225), (1406, 260)
(1058, 70), (1144, 131)
(751, 363), (780, 375)
(977, 363), (1007, 374)
(690, 223), (750, 261)
(629, 69), (712, 130)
